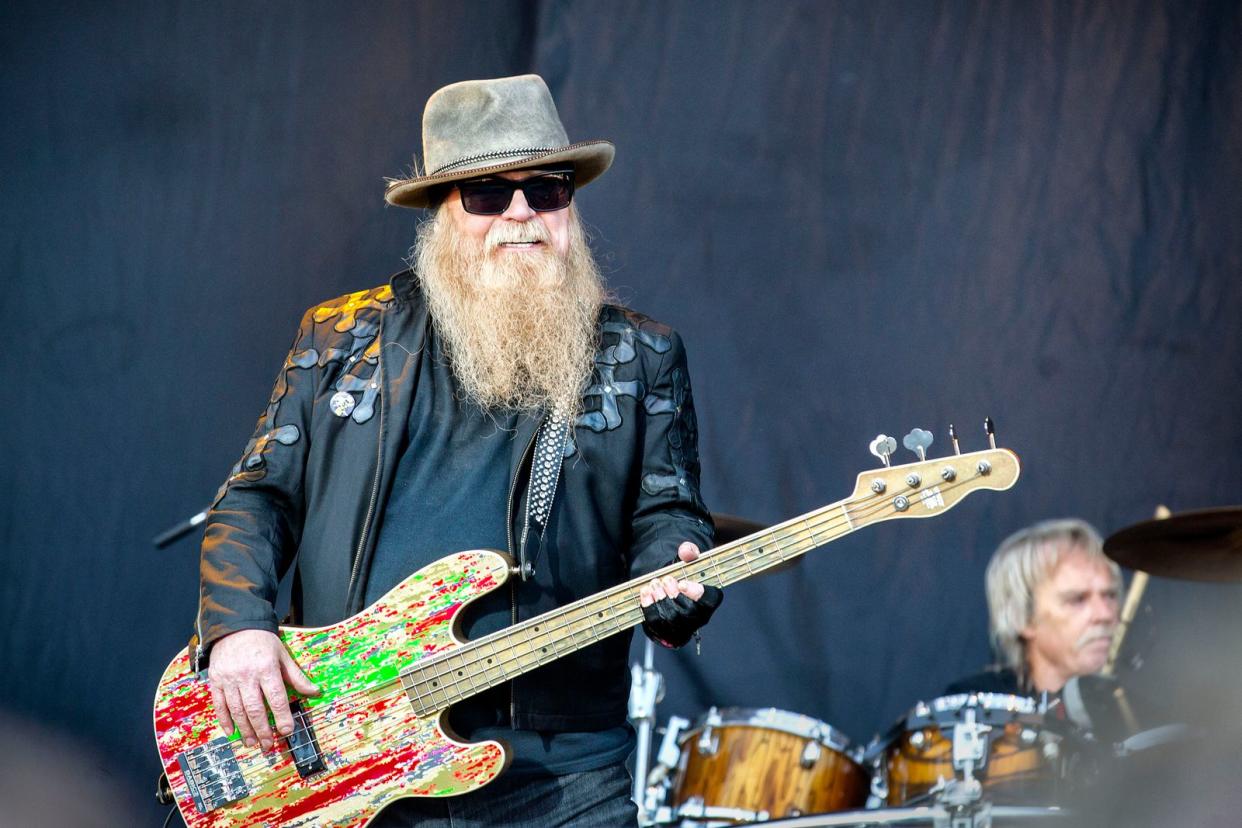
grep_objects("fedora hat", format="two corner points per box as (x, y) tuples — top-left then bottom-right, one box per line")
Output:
(384, 74), (614, 209)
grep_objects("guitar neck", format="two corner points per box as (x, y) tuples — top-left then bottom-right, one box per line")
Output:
(397, 446), (1018, 715)
(398, 498), (859, 714)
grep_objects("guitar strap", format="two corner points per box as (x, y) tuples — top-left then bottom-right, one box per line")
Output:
(518, 406), (570, 580)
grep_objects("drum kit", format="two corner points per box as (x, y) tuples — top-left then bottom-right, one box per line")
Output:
(630, 507), (1242, 828)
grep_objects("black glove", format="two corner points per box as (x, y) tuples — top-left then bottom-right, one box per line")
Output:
(641, 585), (723, 649)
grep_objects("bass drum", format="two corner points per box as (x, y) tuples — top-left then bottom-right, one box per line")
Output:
(867, 693), (1069, 807)
(669, 707), (869, 824)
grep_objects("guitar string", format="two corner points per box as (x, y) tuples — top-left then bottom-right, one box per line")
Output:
(199, 468), (996, 792)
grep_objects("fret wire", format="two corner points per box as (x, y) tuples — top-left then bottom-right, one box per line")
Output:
(803, 516), (821, 546)
(403, 672), (427, 710)
(707, 552), (725, 588)
(486, 638), (506, 681)
(739, 546), (757, 576)
(441, 653), (467, 706)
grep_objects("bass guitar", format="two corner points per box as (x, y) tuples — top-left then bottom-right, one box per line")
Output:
(154, 441), (1019, 827)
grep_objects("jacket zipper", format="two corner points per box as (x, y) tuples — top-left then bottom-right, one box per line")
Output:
(506, 419), (542, 725)
(346, 345), (386, 605)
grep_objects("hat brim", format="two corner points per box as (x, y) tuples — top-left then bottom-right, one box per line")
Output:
(384, 140), (615, 209)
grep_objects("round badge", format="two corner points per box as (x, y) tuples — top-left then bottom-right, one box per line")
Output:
(330, 391), (356, 418)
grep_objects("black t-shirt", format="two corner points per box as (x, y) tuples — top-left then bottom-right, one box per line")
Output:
(368, 332), (633, 776)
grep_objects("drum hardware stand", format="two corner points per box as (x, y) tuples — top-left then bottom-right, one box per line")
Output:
(630, 638), (666, 823)
(643, 714), (689, 824)
(932, 707), (994, 828)
(935, 800), (994, 828)
(1096, 504), (1163, 735)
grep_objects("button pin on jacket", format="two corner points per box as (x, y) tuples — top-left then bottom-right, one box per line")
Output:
(330, 391), (356, 418)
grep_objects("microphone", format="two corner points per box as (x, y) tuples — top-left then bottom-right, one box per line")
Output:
(153, 506), (210, 549)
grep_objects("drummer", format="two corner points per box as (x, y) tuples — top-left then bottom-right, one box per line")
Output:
(946, 518), (1121, 696)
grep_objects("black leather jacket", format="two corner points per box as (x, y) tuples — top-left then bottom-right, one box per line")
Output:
(196, 270), (714, 730)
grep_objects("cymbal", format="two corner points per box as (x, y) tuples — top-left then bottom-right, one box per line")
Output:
(1104, 507), (1242, 582)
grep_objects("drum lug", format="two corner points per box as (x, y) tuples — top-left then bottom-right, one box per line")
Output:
(800, 739), (821, 768)
(696, 707), (721, 756)
(867, 756), (890, 806)
(655, 715), (689, 771)
(951, 708), (991, 774)
(696, 729), (719, 756)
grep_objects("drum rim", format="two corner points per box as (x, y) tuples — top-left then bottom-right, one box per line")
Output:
(863, 692), (1046, 760)
(750, 804), (1075, 826)
(681, 706), (856, 753)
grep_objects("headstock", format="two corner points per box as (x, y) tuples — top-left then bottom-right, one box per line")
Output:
(847, 422), (1020, 529)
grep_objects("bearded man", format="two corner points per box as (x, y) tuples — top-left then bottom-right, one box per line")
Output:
(945, 518), (1121, 696)
(195, 75), (721, 827)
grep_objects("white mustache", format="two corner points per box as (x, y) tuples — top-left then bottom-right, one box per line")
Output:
(1075, 625), (1115, 649)
(485, 219), (550, 250)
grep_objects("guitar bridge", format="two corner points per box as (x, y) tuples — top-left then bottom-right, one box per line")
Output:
(287, 699), (327, 778)
(177, 737), (249, 814)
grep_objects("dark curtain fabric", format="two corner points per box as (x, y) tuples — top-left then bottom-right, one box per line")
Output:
(2, 1), (1239, 822)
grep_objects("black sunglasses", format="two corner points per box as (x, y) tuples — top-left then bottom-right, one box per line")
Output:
(455, 171), (575, 215)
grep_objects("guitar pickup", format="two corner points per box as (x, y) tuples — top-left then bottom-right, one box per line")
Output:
(286, 698), (326, 778)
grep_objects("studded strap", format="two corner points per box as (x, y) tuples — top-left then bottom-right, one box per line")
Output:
(518, 406), (570, 580)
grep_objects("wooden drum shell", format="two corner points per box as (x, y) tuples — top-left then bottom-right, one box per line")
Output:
(883, 721), (1057, 806)
(671, 709), (869, 821)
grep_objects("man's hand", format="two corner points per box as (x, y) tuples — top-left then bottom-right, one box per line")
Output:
(639, 542), (707, 605)
(208, 629), (319, 751)
(639, 542), (723, 648)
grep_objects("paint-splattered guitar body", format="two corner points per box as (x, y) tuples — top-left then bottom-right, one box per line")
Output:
(153, 550), (513, 828)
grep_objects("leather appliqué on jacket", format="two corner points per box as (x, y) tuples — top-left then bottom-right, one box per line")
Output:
(640, 365), (705, 510)
(211, 333), (317, 505)
(312, 286), (394, 332)
(212, 286), (394, 505)
(568, 312), (672, 456)
(314, 287), (392, 425)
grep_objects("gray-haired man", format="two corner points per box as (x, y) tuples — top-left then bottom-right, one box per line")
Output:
(946, 518), (1121, 695)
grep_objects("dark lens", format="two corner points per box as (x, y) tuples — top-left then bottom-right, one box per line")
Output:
(459, 181), (513, 215)
(523, 177), (573, 211)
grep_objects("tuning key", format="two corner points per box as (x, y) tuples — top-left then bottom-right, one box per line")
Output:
(869, 434), (897, 467)
(948, 423), (961, 455)
(984, 416), (997, 450)
(902, 428), (934, 462)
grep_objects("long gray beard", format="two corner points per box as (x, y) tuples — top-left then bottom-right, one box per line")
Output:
(411, 207), (606, 418)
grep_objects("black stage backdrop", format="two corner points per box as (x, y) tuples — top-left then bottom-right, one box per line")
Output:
(2, 1), (1241, 824)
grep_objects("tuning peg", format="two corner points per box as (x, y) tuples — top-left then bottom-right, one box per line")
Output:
(984, 416), (996, 450)
(902, 428), (934, 461)
(869, 434), (897, 467)
(948, 423), (961, 455)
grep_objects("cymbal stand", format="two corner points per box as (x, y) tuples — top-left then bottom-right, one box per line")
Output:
(1099, 504), (1164, 733)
